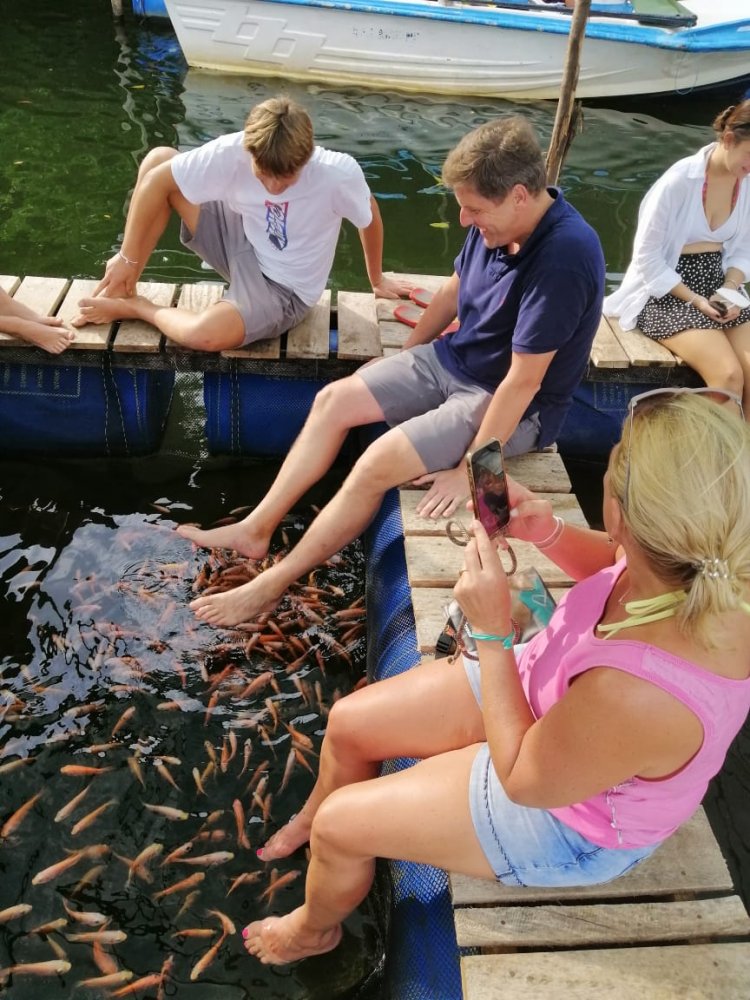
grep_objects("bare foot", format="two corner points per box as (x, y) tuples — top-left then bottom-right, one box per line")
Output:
(72, 295), (142, 328)
(177, 518), (270, 559)
(190, 573), (283, 627)
(257, 813), (312, 862)
(242, 909), (342, 965)
(10, 317), (74, 355)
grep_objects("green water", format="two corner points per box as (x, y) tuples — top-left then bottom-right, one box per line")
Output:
(0, 2), (749, 996)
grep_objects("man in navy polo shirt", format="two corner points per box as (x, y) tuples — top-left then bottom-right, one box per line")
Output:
(182, 116), (605, 628)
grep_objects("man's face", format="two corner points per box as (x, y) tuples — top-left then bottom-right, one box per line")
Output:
(453, 183), (521, 249)
(252, 162), (300, 195)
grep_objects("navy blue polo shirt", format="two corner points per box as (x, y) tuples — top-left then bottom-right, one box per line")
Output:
(433, 188), (605, 448)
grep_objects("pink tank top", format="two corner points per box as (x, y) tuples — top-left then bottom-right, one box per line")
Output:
(518, 559), (750, 849)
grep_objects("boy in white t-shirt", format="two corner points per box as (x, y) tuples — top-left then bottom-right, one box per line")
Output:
(73, 96), (409, 350)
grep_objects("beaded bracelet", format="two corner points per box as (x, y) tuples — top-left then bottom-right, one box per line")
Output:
(117, 249), (139, 267)
(535, 515), (565, 550)
(465, 625), (515, 649)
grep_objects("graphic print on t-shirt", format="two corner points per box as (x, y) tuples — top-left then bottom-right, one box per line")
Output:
(265, 200), (289, 250)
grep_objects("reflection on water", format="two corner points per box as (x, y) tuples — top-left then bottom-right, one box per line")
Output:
(0, 461), (383, 998)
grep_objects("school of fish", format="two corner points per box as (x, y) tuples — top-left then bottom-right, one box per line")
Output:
(0, 508), (367, 997)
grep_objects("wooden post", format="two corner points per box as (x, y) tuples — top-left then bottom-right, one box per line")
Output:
(111, 0), (124, 16)
(546, 0), (591, 186)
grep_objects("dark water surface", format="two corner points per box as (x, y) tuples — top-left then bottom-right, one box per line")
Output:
(1, 2), (750, 995)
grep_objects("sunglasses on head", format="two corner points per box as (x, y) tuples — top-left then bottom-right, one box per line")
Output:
(621, 387), (744, 513)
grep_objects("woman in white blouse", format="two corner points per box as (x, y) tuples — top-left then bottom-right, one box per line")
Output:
(604, 101), (750, 416)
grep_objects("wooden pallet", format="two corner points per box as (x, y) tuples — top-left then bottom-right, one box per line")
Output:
(1, 272), (690, 377)
(397, 451), (750, 998)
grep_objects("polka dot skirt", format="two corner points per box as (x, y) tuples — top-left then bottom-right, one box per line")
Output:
(636, 251), (750, 341)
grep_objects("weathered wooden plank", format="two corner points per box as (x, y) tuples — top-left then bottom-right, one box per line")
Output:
(56, 279), (112, 350)
(461, 942), (750, 1000)
(223, 336), (281, 360)
(0, 275), (69, 348)
(456, 895), (750, 951)
(0, 275), (21, 295)
(451, 810), (733, 905)
(286, 290), (331, 359)
(590, 315), (629, 369)
(175, 281), (225, 312)
(112, 282), (176, 353)
(379, 319), (410, 350)
(411, 585), (568, 655)
(506, 452), (571, 493)
(386, 272), (447, 294)
(404, 535), (574, 589)
(399, 490), (587, 537)
(337, 291), (381, 360)
(605, 315), (678, 368)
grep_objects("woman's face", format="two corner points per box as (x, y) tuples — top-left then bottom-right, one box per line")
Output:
(722, 133), (750, 181)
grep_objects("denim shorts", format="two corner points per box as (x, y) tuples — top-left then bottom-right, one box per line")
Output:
(464, 650), (657, 887)
(358, 343), (541, 471)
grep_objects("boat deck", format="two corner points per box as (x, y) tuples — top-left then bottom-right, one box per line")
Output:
(399, 452), (750, 999)
(0, 272), (692, 382)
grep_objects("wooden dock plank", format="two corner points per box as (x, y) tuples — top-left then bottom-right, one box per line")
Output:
(222, 336), (281, 360)
(286, 290), (331, 359)
(590, 315), (629, 369)
(455, 895), (750, 951)
(112, 282), (176, 353)
(451, 810), (734, 905)
(399, 489), (587, 536)
(57, 279), (112, 351)
(386, 272), (447, 294)
(461, 943), (750, 1000)
(605, 315), (678, 368)
(0, 275), (21, 295)
(378, 320), (410, 350)
(0, 275), (69, 348)
(404, 535), (575, 589)
(506, 452), (571, 493)
(337, 291), (381, 360)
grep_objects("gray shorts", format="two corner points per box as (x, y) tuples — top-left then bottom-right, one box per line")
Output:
(358, 343), (541, 471)
(181, 201), (310, 345)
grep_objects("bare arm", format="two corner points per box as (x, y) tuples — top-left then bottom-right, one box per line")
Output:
(357, 197), (413, 300)
(454, 523), (702, 808)
(403, 273), (460, 349)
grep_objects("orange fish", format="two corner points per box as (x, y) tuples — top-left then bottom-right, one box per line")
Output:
(111, 972), (164, 997)
(60, 765), (113, 777)
(1, 790), (43, 839)
(70, 799), (116, 837)
(152, 872), (205, 900)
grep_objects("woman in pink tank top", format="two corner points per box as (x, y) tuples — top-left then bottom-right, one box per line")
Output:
(241, 389), (750, 967)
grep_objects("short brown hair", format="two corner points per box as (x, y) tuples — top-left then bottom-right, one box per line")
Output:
(442, 116), (546, 200)
(243, 97), (314, 176)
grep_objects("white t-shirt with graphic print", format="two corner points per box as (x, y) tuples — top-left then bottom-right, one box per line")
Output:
(171, 133), (373, 305)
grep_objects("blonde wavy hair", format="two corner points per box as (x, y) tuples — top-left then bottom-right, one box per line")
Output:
(608, 393), (750, 647)
(243, 97), (314, 176)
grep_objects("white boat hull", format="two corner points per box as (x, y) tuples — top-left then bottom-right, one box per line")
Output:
(164, 0), (750, 100)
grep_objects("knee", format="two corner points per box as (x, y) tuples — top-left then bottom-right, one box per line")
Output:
(324, 694), (370, 758)
(310, 379), (354, 427)
(138, 146), (178, 179)
(713, 364), (744, 398)
(310, 786), (360, 856)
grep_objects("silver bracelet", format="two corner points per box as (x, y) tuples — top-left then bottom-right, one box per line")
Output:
(117, 249), (139, 267)
(535, 515), (565, 550)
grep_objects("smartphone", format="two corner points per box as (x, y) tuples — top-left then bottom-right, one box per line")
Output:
(466, 438), (510, 539)
(713, 299), (728, 318)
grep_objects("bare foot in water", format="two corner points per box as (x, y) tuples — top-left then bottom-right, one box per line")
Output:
(257, 812), (313, 862)
(10, 317), (74, 354)
(177, 518), (270, 560)
(190, 573), (283, 627)
(242, 909), (342, 965)
(72, 295), (143, 327)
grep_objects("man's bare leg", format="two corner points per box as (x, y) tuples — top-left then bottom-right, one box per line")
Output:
(189, 424), (426, 626)
(257, 656), (486, 861)
(177, 375), (386, 559)
(73, 295), (246, 352)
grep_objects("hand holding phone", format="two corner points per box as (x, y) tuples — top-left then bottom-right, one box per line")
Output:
(466, 438), (510, 540)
